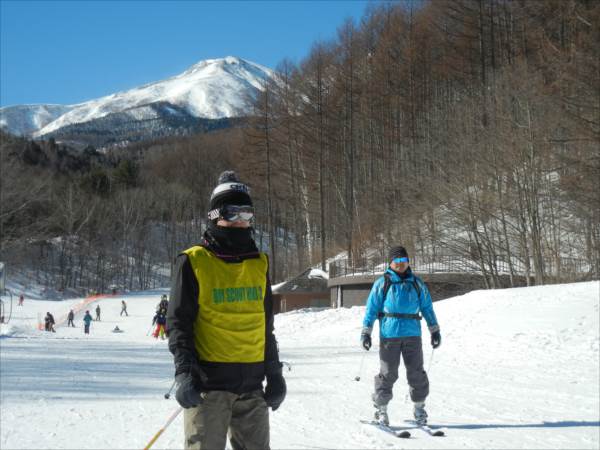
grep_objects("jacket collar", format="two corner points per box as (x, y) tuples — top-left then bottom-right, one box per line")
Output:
(385, 266), (414, 282)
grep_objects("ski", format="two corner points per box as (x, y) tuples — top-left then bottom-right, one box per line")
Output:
(404, 420), (446, 437)
(360, 419), (411, 438)
(418, 425), (445, 437)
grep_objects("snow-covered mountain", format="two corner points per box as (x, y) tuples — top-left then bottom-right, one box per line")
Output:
(0, 104), (74, 137)
(0, 56), (272, 142)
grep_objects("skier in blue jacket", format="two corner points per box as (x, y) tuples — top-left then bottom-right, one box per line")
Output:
(361, 246), (441, 426)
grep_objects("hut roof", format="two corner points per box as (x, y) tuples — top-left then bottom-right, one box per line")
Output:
(272, 268), (329, 294)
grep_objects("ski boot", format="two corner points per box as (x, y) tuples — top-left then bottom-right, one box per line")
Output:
(413, 401), (428, 425)
(374, 404), (389, 426)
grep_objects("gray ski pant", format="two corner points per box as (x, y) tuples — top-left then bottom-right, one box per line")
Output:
(183, 389), (269, 450)
(373, 336), (429, 406)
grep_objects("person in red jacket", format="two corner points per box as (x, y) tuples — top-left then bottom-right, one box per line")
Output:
(152, 310), (167, 339)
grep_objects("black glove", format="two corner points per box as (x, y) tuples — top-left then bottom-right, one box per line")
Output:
(174, 372), (202, 409)
(264, 373), (286, 411)
(431, 330), (441, 349)
(361, 333), (372, 351)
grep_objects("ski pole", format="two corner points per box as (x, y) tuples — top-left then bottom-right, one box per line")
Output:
(354, 351), (368, 381)
(164, 379), (177, 399)
(146, 323), (154, 336)
(143, 406), (182, 450)
(426, 348), (435, 373)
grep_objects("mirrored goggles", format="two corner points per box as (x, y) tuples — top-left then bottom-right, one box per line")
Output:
(392, 257), (409, 264)
(220, 205), (254, 222)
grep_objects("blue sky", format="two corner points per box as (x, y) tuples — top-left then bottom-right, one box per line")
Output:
(0, 0), (374, 107)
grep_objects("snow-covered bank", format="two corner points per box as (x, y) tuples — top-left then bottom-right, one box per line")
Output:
(1, 282), (598, 449)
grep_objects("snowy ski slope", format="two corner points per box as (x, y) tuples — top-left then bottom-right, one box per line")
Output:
(1, 281), (598, 449)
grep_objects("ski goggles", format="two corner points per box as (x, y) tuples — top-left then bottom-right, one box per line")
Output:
(219, 205), (254, 222)
(392, 257), (409, 264)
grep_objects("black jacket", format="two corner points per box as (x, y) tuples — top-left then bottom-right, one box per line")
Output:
(167, 228), (281, 394)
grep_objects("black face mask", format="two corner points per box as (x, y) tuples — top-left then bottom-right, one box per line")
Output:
(206, 221), (256, 254)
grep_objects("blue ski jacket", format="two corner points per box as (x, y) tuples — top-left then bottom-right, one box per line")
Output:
(362, 267), (439, 339)
(83, 313), (93, 326)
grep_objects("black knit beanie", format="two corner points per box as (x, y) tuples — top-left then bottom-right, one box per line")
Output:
(388, 246), (409, 261)
(207, 171), (253, 221)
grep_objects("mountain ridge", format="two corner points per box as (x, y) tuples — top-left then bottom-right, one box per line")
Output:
(0, 56), (272, 142)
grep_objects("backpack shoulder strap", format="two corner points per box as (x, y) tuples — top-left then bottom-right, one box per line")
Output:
(412, 279), (421, 299)
(384, 273), (421, 300)
(382, 273), (392, 300)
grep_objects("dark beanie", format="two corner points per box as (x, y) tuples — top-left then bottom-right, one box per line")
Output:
(388, 246), (409, 261)
(208, 171), (253, 220)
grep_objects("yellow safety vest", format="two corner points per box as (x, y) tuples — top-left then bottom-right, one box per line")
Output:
(183, 246), (268, 363)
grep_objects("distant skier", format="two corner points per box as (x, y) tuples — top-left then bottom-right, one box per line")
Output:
(156, 295), (168, 315)
(44, 312), (56, 332)
(152, 310), (167, 339)
(83, 310), (93, 334)
(67, 310), (75, 327)
(120, 300), (128, 316)
(361, 246), (441, 427)
(95, 305), (101, 321)
(112, 325), (123, 333)
(18, 295), (24, 306)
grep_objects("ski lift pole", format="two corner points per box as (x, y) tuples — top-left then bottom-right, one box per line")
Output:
(0, 290), (13, 324)
(143, 406), (182, 450)
(7, 290), (11, 323)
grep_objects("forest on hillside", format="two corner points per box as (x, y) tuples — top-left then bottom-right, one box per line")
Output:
(243, 0), (599, 285)
(1, 0), (598, 293)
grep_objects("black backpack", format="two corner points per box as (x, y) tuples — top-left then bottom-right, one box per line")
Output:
(382, 273), (421, 300)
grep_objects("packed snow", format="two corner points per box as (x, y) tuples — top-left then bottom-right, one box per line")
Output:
(1, 281), (598, 449)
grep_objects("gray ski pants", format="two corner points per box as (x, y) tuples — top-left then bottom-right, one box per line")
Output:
(183, 389), (269, 450)
(373, 336), (429, 406)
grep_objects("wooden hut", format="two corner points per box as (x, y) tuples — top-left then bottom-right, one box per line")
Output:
(272, 269), (330, 314)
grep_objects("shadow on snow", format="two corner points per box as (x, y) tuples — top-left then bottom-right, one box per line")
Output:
(0, 340), (173, 400)
(415, 421), (600, 430)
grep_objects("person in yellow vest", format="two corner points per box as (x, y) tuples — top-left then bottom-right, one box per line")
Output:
(167, 170), (286, 450)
